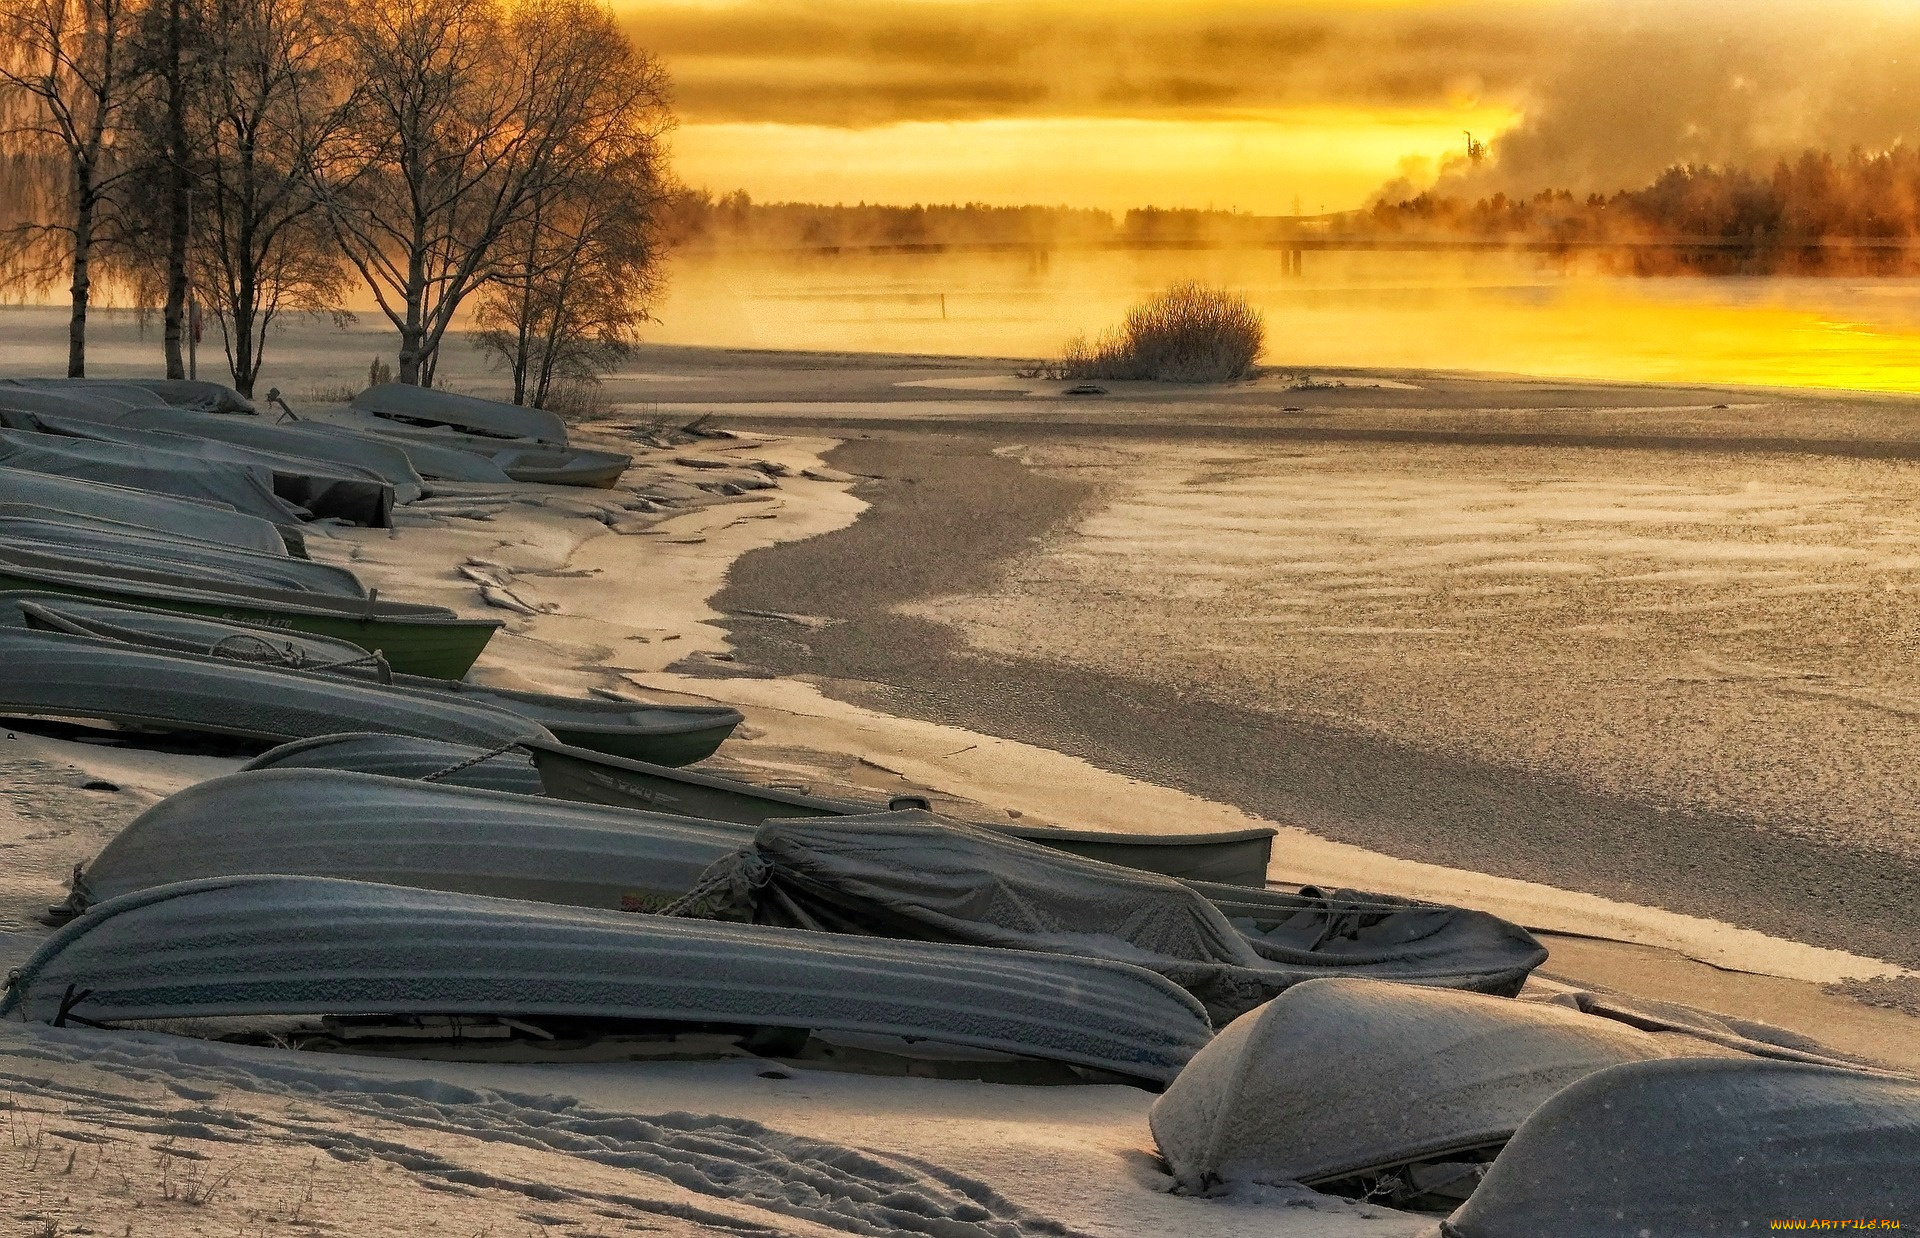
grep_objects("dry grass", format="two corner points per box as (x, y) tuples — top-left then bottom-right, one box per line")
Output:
(1037, 281), (1265, 383)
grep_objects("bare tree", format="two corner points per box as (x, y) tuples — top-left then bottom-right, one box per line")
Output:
(473, 3), (670, 408)
(0, 0), (147, 376)
(312, 0), (637, 387)
(187, 0), (348, 395)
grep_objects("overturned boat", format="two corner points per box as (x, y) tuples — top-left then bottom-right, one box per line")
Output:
(0, 874), (1214, 1083)
(8, 596), (742, 765)
(1148, 978), (1664, 1203)
(61, 769), (752, 915)
(1441, 1058), (1920, 1236)
(340, 416), (629, 488)
(693, 813), (1546, 1018)
(353, 383), (568, 445)
(525, 736), (1278, 886)
(0, 465), (297, 556)
(0, 628), (541, 747)
(0, 522), (366, 596)
(0, 558), (498, 677)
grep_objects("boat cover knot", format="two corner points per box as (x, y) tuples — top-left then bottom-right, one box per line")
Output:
(697, 811), (1546, 1021)
(0, 874), (1214, 1083)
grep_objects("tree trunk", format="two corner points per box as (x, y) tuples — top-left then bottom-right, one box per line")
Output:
(68, 192), (94, 378)
(161, 0), (190, 379)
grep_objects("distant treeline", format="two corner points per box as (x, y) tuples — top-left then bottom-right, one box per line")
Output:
(664, 192), (1299, 251)
(1367, 148), (1920, 273)
(677, 148), (1920, 274)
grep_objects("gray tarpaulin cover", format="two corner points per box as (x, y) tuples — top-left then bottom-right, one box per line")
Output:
(69, 769), (752, 913)
(244, 732), (546, 794)
(0, 874), (1214, 1082)
(292, 422), (514, 483)
(117, 406), (424, 502)
(717, 812), (1545, 1019)
(353, 383), (568, 445)
(0, 427), (305, 525)
(98, 377), (258, 413)
(0, 386), (132, 421)
(1148, 978), (1667, 1191)
(0, 466), (292, 555)
(16, 414), (395, 526)
(0, 628), (545, 747)
(1440, 1058), (1920, 1237)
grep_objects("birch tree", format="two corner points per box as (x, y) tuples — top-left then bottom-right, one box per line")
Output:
(473, 2), (670, 407)
(187, 0), (347, 395)
(314, 0), (642, 387)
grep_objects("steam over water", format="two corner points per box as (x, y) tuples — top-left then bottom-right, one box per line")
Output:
(652, 247), (1920, 394)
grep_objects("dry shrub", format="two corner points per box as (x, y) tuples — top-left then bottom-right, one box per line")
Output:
(1052, 282), (1264, 382)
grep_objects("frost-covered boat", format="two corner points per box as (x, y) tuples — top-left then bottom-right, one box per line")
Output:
(0, 628), (540, 746)
(0, 522), (366, 596)
(1440, 1058), (1920, 1236)
(0, 468), (295, 556)
(353, 383), (568, 445)
(0, 874), (1214, 1083)
(0, 425), (308, 525)
(1148, 978), (1664, 1200)
(0, 558), (498, 677)
(710, 814), (1547, 1018)
(9, 597), (742, 764)
(9, 413), (396, 526)
(60, 769), (752, 915)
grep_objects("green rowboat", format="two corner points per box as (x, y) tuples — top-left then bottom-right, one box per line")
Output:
(0, 551), (498, 679)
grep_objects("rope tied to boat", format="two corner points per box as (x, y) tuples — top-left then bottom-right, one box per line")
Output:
(301, 649), (393, 683)
(418, 738), (527, 783)
(655, 850), (771, 921)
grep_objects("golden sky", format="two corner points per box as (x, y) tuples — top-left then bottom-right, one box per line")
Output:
(617, 0), (1920, 213)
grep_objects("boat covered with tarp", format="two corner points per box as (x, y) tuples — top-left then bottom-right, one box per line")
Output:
(0, 558), (497, 677)
(0, 465), (297, 556)
(59, 769), (752, 916)
(353, 383), (568, 445)
(7, 413), (396, 526)
(117, 406), (425, 502)
(677, 813), (1546, 1019)
(0, 874), (1214, 1083)
(284, 421), (514, 483)
(1439, 1058), (1920, 1236)
(7, 376), (257, 413)
(6, 596), (742, 764)
(0, 628), (540, 746)
(0, 426), (307, 525)
(1149, 978), (1665, 1203)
